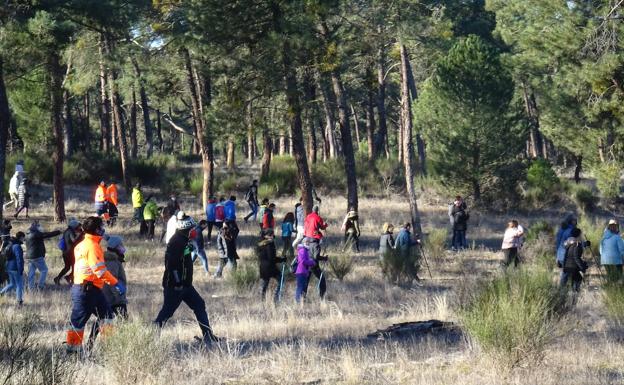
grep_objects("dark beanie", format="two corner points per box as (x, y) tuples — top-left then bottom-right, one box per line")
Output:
(571, 228), (581, 238)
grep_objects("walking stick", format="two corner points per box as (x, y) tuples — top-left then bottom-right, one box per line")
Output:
(584, 236), (606, 285)
(278, 261), (286, 302)
(419, 243), (433, 280)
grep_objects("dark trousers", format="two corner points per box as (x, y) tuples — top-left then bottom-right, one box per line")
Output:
(69, 284), (113, 334)
(146, 219), (156, 240)
(55, 252), (74, 283)
(344, 233), (359, 252)
(295, 273), (309, 303)
(206, 221), (215, 242)
(452, 230), (467, 250)
(307, 262), (327, 299)
(261, 272), (282, 303)
(560, 269), (583, 292)
(605, 264), (623, 284)
(502, 247), (519, 268)
(154, 286), (214, 339)
(281, 236), (293, 259)
(88, 304), (127, 346)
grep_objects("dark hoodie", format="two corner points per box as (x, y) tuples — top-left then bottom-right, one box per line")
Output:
(162, 230), (194, 288)
(25, 225), (61, 260)
(563, 237), (588, 272)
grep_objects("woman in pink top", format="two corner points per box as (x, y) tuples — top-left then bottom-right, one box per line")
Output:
(501, 220), (525, 268)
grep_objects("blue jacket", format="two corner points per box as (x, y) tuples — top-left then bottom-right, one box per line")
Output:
(6, 241), (24, 275)
(224, 200), (236, 221)
(395, 229), (415, 251)
(206, 201), (217, 222)
(556, 225), (574, 263)
(600, 229), (624, 265)
(281, 221), (294, 237)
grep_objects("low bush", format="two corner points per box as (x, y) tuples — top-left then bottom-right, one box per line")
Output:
(525, 220), (553, 243)
(603, 283), (624, 325)
(523, 233), (556, 271)
(189, 173), (203, 196)
(99, 319), (170, 384)
(459, 268), (568, 371)
(329, 249), (355, 281)
(572, 185), (598, 213)
(577, 216), (602, 258)
(522, 159), (560, 208)
(312, 158), (346, 194)
(594, 162), (621, 202)
(424, 228), (448, 264)
(261, 156), (298, 196)
(227, 260), (259, 294)
(380, 248), (421, 288)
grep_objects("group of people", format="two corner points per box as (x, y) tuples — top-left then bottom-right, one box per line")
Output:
(94, 181), (119, 226)
(8, 161), (31, 219)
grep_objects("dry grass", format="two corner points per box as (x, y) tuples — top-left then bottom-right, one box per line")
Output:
(0, 191), (623, 384)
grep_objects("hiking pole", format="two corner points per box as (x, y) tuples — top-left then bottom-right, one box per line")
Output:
(278, 261), (286, 302)
(418, 243), (433, 280)
(584, 237), (606, 285)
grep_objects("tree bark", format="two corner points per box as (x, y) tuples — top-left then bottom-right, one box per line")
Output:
(227, 138), (235, 170)
(400, 43), (422, 238)
(521, 81), (544, 159)
(375, 40), (389, 159)
(49, 52), (66, 222)
(130, 87), (138, 159)
(104, 34), (131, 192)
(98, 37), (111, 153)
(83, 93), (90, 152)
(574, 155), (582, 184)
(319, 77), (337, 159)
(0, 57), (11, 219)
(247, 102), (255, 164)
(279, 130), (287, 155)
(404, 52), (426, 176)
(261, 126), (272, 179)
(156, 109), (163, 152)
(131, 57), (153, 157)
(366, 88), (376, 160)
(62, 89), (73, 157)
(350, 104), (361, 145)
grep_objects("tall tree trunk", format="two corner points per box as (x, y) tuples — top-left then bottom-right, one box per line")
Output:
(279, 130), (286, 155)
(366, 88), (376, 160)
(131, 57), (153, 157)
(156, 109), (163, 152)
(0, 57), (11, 219)
(130, 87), (138, 159)
(227, 138), (235, 170)
(350, 104), (361, 145)
(104, 34), (131, 192)
(397, 117), (403, 163)
(83, 93), (90, 152)
(404, 52), (426, 176)
(319, 77), (337, 159)
(247, 102), (255, 165)
(521, 81), (544, 159)
(375, 39), (389, 159)
(261, 126), (272, 179)
(98, 37), (111, 153)
(574, 155), (582, 184)
(399, 43), (422, 238)
(49, 52), (66, 222)
(62, 89), (73, 157)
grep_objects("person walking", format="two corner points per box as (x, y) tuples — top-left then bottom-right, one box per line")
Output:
(105, 182), (119, 226)
(294, 239), (317, 304)
(395, 223), (422, 284)
(244, 180), (259, 223)
(257, 230), (286, 303)
(341, 210), (361, 252)
(191, 220), (210, 274)
(257, 198), (269, 230)
(143, 195), (159, 241)
(262, 203), (276, 233)
(205, 195), (217, 242)
(450, 197), (469, 251)
(165, 210), (182, 244)
(0, 231), (25, 306)
(560, 227), (589, 292)
(556, 214), (577, 266)
(14, 178), (31, 219)
(94, 181), (108, 217)
(54, 219), (83, 285)
(215, 197), (226, 229)
(166, 193), (181, 215)
(501, 220), (525, 268)
(291, 199), (305, 248)
(132, 182), (144, 223)
(303, 205), (328, 299)
(600, 219), (624, 284)
(224, 195), (237, 223)
(281, 212), (295, 259)
(25, 222), (61, 290)
(214, 222), (239, 278)
(379, 223), (395, 260)
(154, 213), (220, 346)
(66, 217), (125, 353)
(8, 171), (22, 209)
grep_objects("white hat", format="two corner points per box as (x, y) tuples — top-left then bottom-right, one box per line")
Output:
(608, 219), (618, 226)
(176, 214), (196, 230)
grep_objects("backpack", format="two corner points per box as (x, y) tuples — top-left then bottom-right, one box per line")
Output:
(58, 237), (67, 252)
(215, 205), (225, 221)
(0, 240), (14, 261)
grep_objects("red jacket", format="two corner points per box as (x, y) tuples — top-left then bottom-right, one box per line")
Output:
(304, 212), (327, 240)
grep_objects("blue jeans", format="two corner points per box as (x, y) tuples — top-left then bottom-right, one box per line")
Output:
(154, 286), (214, 339)
(295, 273), (309, 303)
(27, 257), (48, 289)
(244, 202), (258, 221)
(0, 270), (24, 303)
(70, 284), (114, 333)
(192, 249), (209, 273)
(452, 230), (467, 250)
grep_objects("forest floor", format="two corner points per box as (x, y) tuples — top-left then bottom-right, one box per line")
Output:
(2, 188), (624, 385)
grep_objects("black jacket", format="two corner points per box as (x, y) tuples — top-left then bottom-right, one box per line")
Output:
(257, 239), (285, 280)
(563, 238), (588, 272)
(162, 231), (194, 288)
(25, 229), (62, 260)
(451, 205), (469, 231)
(63, 228), (82, 258)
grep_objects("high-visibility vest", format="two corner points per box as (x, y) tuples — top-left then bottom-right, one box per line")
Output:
(95, 185), (106, 203)
(132, 188), (144, 208)
(106, 184), (118, 206)
(73, 234), (118, 289)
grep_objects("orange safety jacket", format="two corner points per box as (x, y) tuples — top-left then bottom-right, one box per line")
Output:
(73, 234), (118, 289)
(106, 184), (118, 206)
(95, 185), (106, 203)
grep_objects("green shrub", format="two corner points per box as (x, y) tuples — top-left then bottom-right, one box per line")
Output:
(594, 162), (621, 201)
(329, 250), (355, 281)
(577, 216), (602, 258)
(261, 156), (298, 196)
(523, 234), (556, 271)
(99, 319), (170, 384)
(63, 160), (90, 184)
(189, 173), (203, 196)
(312, 158), (346, 194)
(525, 220), (553, 243)
(424, 228), (448, 264)
(227, 260), (259, 294)
(522, 159), (560, 206)
(380, 248), (421, 288)
(218, 175), (240, 193)
(258, 183), (278, 200)
(572, 184), (598, 213)
(603, 283), (624, 325)
(459, 268), (568, 371)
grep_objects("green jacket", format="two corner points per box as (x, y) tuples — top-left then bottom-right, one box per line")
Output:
(143, 201), (159, 221)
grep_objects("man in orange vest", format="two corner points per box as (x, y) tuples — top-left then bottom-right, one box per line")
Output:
(106, 183), (119, 226)
(66, 216), (126, 353)
(94, 181), (107, 216)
